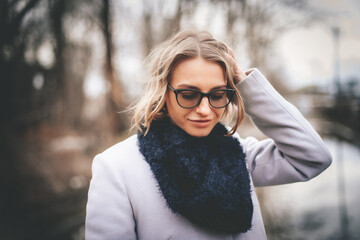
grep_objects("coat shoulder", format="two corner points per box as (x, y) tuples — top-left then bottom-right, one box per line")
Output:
(101, 134), (138, 155)
(94, 135), (144, 171)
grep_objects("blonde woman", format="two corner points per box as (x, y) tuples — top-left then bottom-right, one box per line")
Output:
(85, 30), (332, 239)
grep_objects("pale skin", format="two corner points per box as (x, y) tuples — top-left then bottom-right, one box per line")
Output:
(165, 54), (246, 137)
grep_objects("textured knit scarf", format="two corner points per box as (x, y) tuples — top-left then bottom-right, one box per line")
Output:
(137, 118), (253, 234)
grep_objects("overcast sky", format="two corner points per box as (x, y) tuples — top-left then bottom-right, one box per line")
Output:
(83, 0), (360, 98)
(278, 0), (360, 88)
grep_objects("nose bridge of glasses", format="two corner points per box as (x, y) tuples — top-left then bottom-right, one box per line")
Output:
(189, 91), (204, 105)
(197, 94), (211, 111)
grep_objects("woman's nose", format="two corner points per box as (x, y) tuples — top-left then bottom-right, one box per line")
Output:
(196, 97), (211, 115)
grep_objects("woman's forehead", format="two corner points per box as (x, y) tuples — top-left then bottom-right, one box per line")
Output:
(170, 57), (226, 89)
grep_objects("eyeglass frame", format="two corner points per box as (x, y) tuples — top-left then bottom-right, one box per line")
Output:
(167, 85), (235, 109)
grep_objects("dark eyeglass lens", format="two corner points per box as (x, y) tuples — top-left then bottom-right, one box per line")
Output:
(177, 91), (201, 108)
(209, 91), (227, 107)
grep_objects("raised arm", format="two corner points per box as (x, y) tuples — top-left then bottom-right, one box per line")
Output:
(85, 154), (137, 240)
(236, 69), (332, 187)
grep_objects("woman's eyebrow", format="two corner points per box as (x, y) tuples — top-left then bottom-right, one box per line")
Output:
(176, 84), (228, 90)
(212, 85), (228, 90)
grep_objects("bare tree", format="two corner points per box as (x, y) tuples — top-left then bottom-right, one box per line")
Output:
(101, 0), (127, 132)
(0, 0), (42, 127)
(50, 0), (68, 123)
(141, 0), (190, 57)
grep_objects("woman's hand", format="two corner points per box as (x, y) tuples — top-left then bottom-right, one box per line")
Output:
(228, 49), (247, 84)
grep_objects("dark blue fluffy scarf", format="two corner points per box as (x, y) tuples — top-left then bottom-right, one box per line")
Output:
(137, 119), (253, 234)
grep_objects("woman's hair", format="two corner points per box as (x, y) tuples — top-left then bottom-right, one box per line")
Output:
(132, 30), (245, 135)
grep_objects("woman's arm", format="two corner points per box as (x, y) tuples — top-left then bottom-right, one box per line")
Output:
(85, 154), (137, 240)
(236, 68), (332, 187)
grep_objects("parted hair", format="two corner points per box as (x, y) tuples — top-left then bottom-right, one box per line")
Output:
(132, 30), (245, 135)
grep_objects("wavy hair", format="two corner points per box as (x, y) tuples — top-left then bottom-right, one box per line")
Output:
(132, 30), (245, 135)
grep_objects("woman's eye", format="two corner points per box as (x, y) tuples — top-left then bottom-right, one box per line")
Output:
(211, 93), (225, 100)
(180, 92), (198, 100)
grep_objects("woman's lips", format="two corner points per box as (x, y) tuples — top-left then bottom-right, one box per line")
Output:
(189, 119), (212, 128)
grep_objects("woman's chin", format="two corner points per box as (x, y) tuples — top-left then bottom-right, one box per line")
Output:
(184, 126), (213, 138)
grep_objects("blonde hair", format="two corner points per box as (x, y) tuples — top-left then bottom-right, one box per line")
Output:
(132, 30), (245, 135)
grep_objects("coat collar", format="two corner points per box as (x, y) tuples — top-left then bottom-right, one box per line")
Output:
(138, 118), (253, 234)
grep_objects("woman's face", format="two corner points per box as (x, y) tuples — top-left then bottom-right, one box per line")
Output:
(165, 57), (227, 137)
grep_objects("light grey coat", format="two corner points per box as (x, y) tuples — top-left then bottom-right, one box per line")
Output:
(85, 69), (332, 240)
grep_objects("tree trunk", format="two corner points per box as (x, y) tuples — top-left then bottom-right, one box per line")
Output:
(102, 0), (127, 132)
(50, 0), (67, 124)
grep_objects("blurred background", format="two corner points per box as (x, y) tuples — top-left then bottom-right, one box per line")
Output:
(0, 0), (359, 239)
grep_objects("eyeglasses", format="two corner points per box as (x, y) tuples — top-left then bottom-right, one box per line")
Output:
(167, 85), (235, 109)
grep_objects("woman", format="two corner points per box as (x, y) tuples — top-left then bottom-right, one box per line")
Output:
(85, 30), (332, 239)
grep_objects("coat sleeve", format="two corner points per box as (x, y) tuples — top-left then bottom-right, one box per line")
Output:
(85, 154), (137, 240)
(236, 68), (332, 187)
